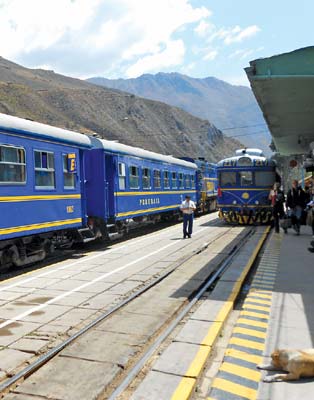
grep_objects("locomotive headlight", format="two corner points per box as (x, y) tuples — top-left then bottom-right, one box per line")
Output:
(255, 200), (259, 205)
(233, 200), (237, 205)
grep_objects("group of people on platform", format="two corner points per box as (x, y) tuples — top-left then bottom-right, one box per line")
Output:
(269, 179), (314, 252)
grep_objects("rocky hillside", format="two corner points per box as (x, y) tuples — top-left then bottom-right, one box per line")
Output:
(0, 57), (240, 162)
(88, 72), (270, 153)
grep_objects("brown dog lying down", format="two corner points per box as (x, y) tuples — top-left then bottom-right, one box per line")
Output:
(257, 349), (314, 382)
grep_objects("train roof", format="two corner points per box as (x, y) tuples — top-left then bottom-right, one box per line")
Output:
(92, 138), (197, 169)
(0, 113), (92, 148)
(217, 148), (276, 167)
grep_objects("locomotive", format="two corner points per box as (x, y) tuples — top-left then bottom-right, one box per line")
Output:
(0, 113), (217, 269)
(217, 148), (277, 224)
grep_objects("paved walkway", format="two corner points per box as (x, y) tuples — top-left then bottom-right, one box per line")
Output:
(258, 225), (314, 400)
(207, 225), (314, 400)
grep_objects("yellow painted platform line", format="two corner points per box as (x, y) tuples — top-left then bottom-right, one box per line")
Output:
(201, 322), (223, 346)
(237, 318), (268, 329)
(212, 377), (257, 400)
(242, 304), (271, 313)
(185, 345), (212, 378)
(240, 310), (270, 320)
(244, 298), (272, 306)
(225, 348), (263, 365)
(219, 362), (261, 382)
(170, 377), (196, 400)
(171, 346), (211, 399)
(233, 326), (267, 339)
(252, 278), (275, 284)
(247, 292), (272, 299)
(255, 271), (277, 276)
(229, 337), (265, 351)
(251, 282), (274, 288)
(171, 226), (270, 400)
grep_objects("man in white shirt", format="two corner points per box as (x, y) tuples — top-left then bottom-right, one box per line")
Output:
(180, 195), (196, 239)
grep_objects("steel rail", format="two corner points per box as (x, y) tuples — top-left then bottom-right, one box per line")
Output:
(0, 225), (231, 394)
(107, 228), (255, 400)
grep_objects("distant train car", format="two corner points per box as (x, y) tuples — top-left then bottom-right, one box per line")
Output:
(217, 148), (277, 224)
(0, 113), (92, 268)
(181, 157), (217, 212)
(84, 139), (198, 237)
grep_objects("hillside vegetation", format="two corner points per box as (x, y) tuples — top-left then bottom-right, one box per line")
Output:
(88, 72), (269, 153)
(0, 57), (240, 161)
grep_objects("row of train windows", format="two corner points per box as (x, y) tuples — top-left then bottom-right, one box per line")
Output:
(0, 145), (76, 189)
(219, 171), (276, 187)
(118, 163), (195, 190)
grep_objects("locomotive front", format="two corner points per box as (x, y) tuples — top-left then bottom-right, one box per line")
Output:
(217, 149), (277, 224)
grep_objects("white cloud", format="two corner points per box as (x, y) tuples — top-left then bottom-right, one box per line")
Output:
(225, 25), (260, 44)
(0, 0), (211, 77)
(208, 25), (260, 45)
(194, 19), (214, 37)
(228, 46), (265, 60)
(203, 50), (218, 61)
(0, 0), (102, 58)
(126, 40), (185, 78)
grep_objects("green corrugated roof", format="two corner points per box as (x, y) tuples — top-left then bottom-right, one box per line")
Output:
(245, 46), (314, 156)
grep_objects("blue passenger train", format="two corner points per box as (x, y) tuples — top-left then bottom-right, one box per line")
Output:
(217, 149), (277, 224)
(181, 157), (218, 212)
(84, 139), (198, 237)
(0, 113), (217, 268)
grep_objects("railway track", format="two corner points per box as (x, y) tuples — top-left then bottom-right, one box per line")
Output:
(0, 218), (268, 400)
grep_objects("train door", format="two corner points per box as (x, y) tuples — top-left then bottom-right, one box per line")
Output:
(104, 154), (116, 219)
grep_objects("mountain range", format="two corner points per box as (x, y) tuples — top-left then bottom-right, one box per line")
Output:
(0, 57), (240, 162)
(88, 73), (271, 154)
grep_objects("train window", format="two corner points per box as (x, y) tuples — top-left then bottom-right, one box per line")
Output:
(239, 171), (253, 186)
(238, 157), (252, 166)
(164, 171), (170, 189)
(142, 168), (151, 189)
(171, 172), (177, 189)
(255, 171), (276, 187)
(153, 170), (161, 189)
(178, 173), (184, 188)
(220, 171), (236, 186)
(191, 175), (195, 189)
(129, 165), (139, 189)
(34, 150), (55, 189)
(63, 155), (76, 189)
(0, 145), (26, 184)
(185, 174), (191, 189)
(118, 162), (126, 190)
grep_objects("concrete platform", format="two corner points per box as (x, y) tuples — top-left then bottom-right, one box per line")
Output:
(207, 226), (314, 400)
(257, 226), (314, 400)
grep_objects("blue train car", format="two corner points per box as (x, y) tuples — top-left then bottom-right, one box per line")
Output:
(0, 113), (91, 267)
(181, 157), (217, 212)
(217, 149), (277, 224)
(85, 139), (197, 236)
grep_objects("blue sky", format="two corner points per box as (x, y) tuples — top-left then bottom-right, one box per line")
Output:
(0, 0), (312, 86)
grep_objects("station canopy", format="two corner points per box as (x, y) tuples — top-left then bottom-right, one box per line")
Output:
(245, 47), (314, 156)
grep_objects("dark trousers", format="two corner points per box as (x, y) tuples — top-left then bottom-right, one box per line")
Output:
(183, 214), (193, 237)
(292, 206), (303, 233)
(272, 205), (284, 233)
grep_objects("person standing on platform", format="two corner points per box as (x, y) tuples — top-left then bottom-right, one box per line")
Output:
(180, 195), (196, 239)
(268, 182), (285, 233)
(286, 179), (306, 235)
(307, 186), (314, 238)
